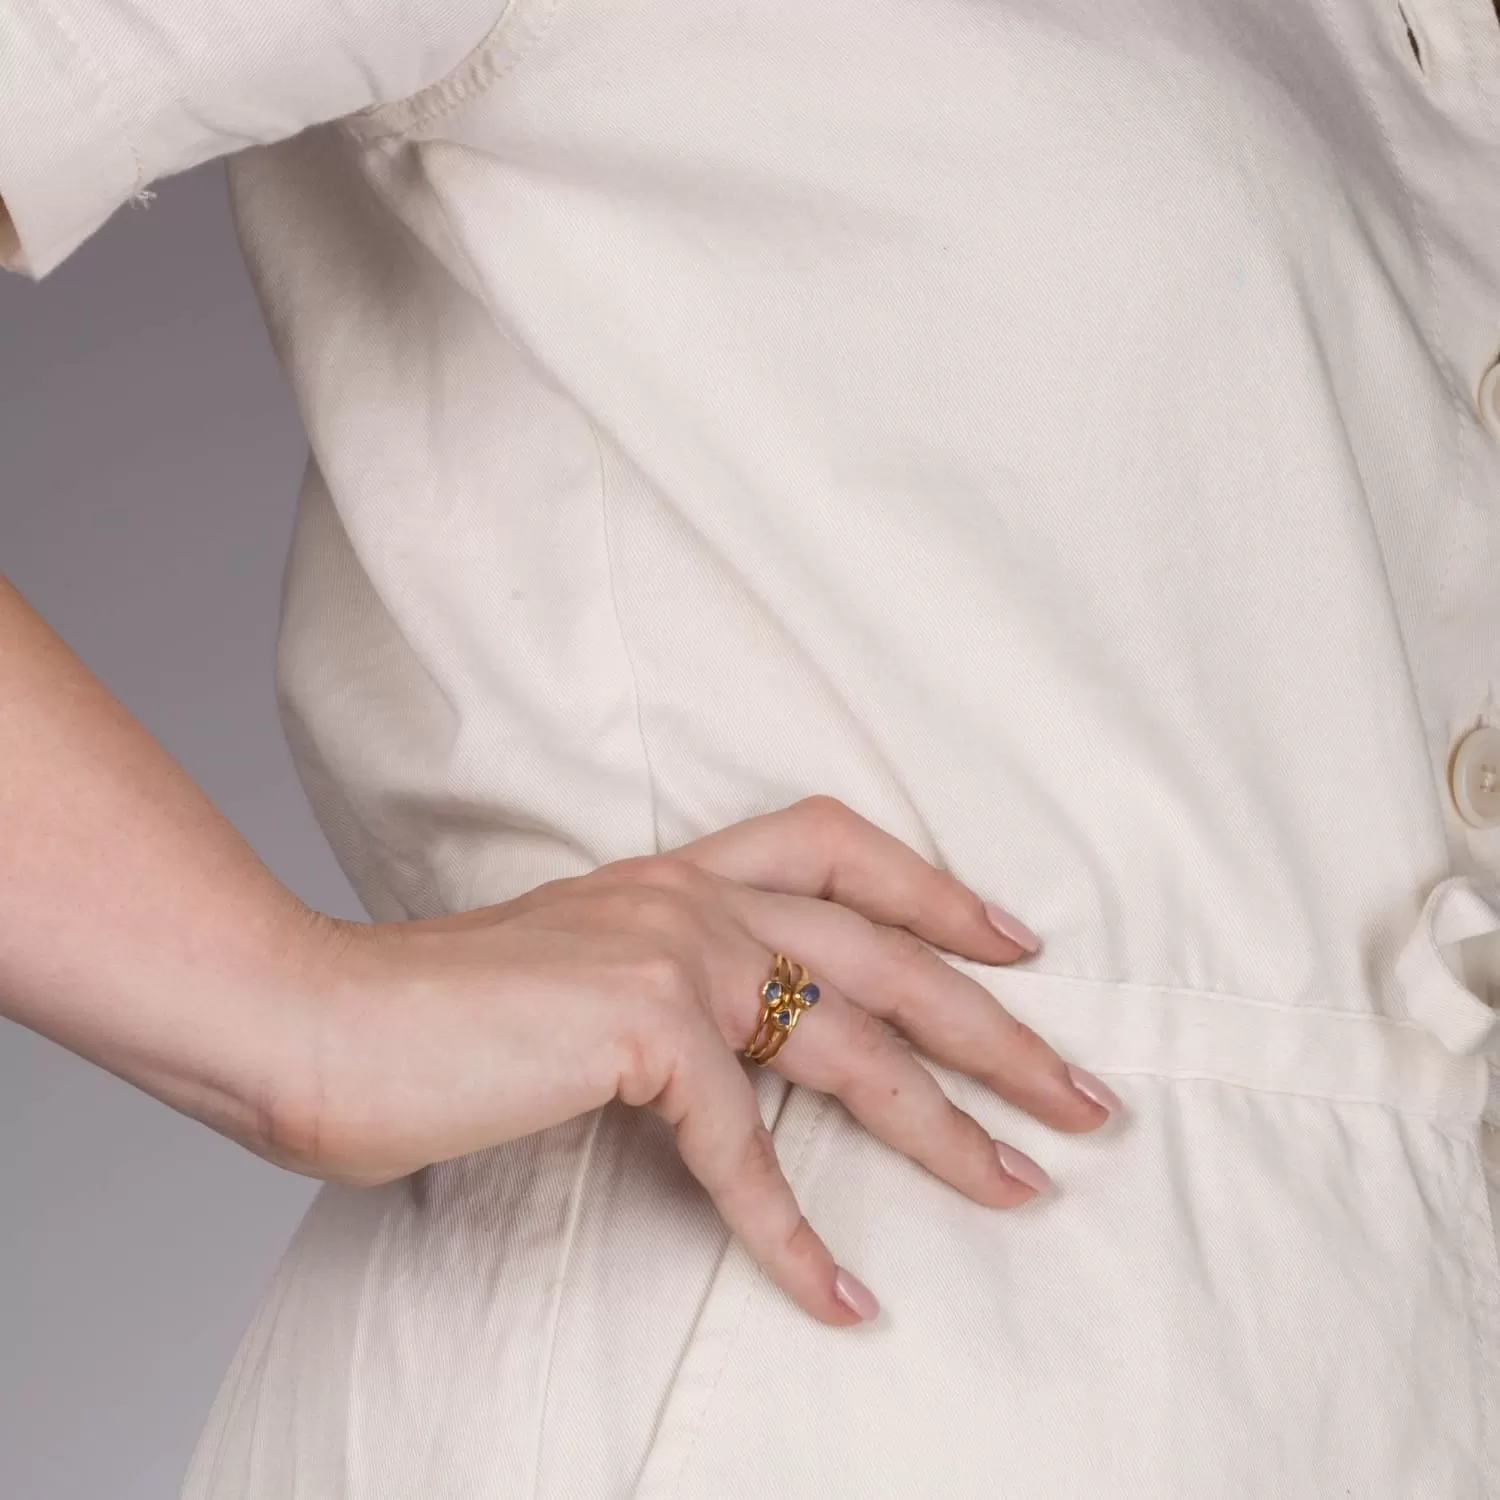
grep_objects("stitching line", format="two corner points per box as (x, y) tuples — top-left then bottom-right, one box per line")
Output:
(1070, 1066), (1471, 1121)
(344, 0), (562, 145)
(945, 955), (1444, 1035)
(352, 128), (661, 866)
(588, 414), (663, 854)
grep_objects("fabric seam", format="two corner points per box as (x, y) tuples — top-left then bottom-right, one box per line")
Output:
(342, 0), (562, 145)
(1081, 1066), (1472, 1122)
(337, 134), (663, 862)
(336, 137), (661, 871)
(588, 414), (664, 854)
(946, 955), (1456, 1033)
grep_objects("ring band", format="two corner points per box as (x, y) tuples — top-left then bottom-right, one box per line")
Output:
(744, 953), (822, 1065)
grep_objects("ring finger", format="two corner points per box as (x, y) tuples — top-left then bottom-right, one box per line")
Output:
(723, 946), (1051, 1208)
(724, 885), (1115, 1134)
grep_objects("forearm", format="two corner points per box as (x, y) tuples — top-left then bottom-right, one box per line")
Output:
(0, 574), (330, 1159)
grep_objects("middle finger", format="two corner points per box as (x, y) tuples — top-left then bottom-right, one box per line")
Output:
(729, 886), (1119, 1133)
(760, 975), (1055, 1207)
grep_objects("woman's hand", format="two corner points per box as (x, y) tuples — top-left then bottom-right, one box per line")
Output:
(277, 796), (1122, 1327)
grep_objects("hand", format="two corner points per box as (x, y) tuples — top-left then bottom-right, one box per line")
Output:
(274, 796), (1121, 1327)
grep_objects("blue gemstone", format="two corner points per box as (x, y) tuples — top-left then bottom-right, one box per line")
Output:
(798, 983), (821, 1006)
(775, 1008), (793, 1026)
(764, 981), (783, 1002)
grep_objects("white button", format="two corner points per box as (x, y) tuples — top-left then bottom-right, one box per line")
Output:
(1479, 361), (1500, 440)
(1450, 725), (1500, 830)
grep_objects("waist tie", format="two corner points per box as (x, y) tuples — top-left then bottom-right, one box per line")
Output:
(942, 875), (1500, 1126)
(1394, 871), (1500, 1128)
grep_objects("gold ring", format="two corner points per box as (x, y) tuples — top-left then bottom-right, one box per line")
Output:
(744, 953), (822, 1065)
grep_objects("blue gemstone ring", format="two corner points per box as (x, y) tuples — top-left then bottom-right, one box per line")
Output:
(744, 953), (822, 1065)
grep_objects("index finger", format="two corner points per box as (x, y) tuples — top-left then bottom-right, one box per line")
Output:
(668, 795), (1040, 964)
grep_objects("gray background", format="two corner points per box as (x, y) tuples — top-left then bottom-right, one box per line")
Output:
(0, 165), (366, 1500)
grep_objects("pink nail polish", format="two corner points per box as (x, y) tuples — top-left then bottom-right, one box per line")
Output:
(1066, 1064), (1125, 1116)
(833, 1267), (880, 1322)
(983, 901), (1040, 953)
(994, 1141), (1053, 1194)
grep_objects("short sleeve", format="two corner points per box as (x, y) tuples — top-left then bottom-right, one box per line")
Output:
(0, 0), (509, 278)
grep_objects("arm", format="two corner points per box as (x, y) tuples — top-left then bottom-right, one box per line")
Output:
(0, 572), (328, 1160)
(0, 574), (1116, 1325)
(0, 3), (1120, 1324)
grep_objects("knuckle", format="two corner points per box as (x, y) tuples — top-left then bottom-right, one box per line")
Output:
(595, 880), (703, 946)
(564, 878), (647, 928)
(623, 852), (704, 894)
(877, 922), (932, 970)
(737, 1122), (785, 1189)
(568, 860), (632, 893)
(779, 1212), (823, 1271)
(992, 1016), (1073, 1090)
(623, 944), (699, 1012)
(842, 1005), (899, 1075)
(585, 853), (697, 901)
(947, 1103), (993, 1155)
(793, 793), (857, 838)
(1003, 1016), (1056, 1062)
(613, 1014), (680, 1110)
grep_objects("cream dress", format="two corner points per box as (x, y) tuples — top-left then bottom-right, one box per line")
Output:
(6, 0), (1500, 1493)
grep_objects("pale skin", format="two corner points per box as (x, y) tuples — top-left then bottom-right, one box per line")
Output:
(0, 186), (1122, 1328)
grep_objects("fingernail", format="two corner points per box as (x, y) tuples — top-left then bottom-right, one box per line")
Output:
(1066, 1064), (1125, 1116)
(994, 1141), (1053, 1195)
(983, 901), (1040, 954)
(833, 1267), (881, 1322)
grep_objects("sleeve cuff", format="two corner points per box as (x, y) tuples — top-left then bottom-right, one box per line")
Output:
(0, 0), (507, 281)
(0, 2), (141, 278)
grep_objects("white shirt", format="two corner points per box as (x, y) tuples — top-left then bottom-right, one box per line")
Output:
(6, 1), (1500, 1495)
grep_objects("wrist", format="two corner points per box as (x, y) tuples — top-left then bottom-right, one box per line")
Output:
(82, 893), (359, 1180)
(229, 902), (369, 1178)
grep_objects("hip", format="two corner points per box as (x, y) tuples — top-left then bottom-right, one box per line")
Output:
(182, 880), (1500, 1499)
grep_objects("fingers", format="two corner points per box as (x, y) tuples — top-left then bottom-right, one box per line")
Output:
(666, 795), (1040, 965)
(636, 891), (1057, 1210)
(729, 887), (1113, 1134)
(769, 983), (1053, 1209)
(538, 845), (1111, 1329)
(650, 1020), (875, 1327)
(578, 857), (1101, 1206)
